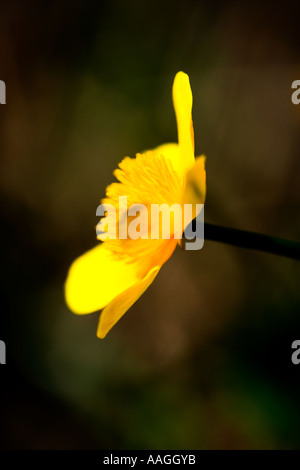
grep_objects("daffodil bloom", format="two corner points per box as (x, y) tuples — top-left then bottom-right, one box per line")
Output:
(65, 72), (206, 338)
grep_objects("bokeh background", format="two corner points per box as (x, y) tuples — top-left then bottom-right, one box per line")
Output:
(1, 0), (300, 450)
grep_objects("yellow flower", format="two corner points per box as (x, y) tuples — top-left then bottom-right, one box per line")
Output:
(65, 72), (206, 338)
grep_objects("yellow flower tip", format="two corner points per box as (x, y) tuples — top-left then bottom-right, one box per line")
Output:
(172, 71), (193, 109)
(172, 72), (193, 130)
(172, 72), (195, 171)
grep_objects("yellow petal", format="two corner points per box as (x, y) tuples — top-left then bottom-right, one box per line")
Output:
(181, 155), (206, 228)
(97, 265), (160, 338)
(182, 155), (206, 204)
(172, 72), (195, 172)
(65, 244), (140, 314)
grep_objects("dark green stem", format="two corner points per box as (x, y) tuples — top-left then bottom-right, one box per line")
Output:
(204, 223), (300, 260)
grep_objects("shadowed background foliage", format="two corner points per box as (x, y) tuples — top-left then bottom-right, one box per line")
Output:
(0, 0), (300, 449)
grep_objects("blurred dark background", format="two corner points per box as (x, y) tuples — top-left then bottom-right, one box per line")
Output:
(0, 0), (300, 449)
